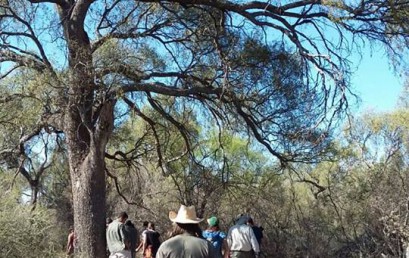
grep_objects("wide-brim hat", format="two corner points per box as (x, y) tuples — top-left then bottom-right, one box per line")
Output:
(169, 205), (204, 224)
(235, 214), (250, 225)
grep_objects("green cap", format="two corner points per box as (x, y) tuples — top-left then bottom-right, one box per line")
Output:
(207, 216), (219, 227)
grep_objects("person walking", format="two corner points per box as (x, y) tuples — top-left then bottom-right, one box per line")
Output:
(156, 205), (216, 258)
(124, 220), (138, 258)
(106, 211), (132, 258)
(225, 214), (260, 258)
(142, 222), (161, 258)
(202, 216), (227, 258)
(66, 226), (76, 256)
(136, 221), (149, 254)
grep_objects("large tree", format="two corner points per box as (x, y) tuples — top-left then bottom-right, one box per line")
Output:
(0, 0), (408, 256)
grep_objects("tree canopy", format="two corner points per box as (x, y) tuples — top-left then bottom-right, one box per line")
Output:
(0, 0), (408, 256)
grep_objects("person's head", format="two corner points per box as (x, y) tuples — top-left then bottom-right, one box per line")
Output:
(118, 211), (128, 223)
(125, 220), (135, 227)
(69, 226), (74, 233)
(247, 217), (254, 226)
(148, 222), (155, 230)
(235, 214), (250, 225)
(170, 223), (202, 238)
(207, 216), (219, 231)
(106, 218), (113, 227)
(143, 221), (149, 228)
(168, 205), (203, 237)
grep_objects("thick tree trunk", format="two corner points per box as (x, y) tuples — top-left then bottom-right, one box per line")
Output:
(66, 100), (115, 257)
(69, 146), (107, 257)
(58, 2), (115, 256)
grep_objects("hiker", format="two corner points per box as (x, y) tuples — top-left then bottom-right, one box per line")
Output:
(66, 226), (76, 256)
(226, 214), (260, 258)
(247, 218), (263, 247)
(156, 205), (216, 258)
(124, 220), (138, 258)
(106, 211), (132, 258)
(202, 216), (227, 258)
(136, 221), (149, 254)
(143, 222), (161, 258)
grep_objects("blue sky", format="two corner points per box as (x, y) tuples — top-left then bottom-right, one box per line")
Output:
(350, 47), (404, 113)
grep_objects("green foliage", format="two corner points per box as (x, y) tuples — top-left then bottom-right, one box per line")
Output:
(0, 173), (65, 258)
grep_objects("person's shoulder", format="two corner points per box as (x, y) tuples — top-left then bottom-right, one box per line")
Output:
(202, 230), (212, 237)
(161, 235), (181, 246)
(241, 224), (253, 231)
(229, 224), (239, 230)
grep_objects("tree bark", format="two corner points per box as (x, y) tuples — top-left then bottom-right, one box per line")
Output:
(61, 2), (115, 254)
(66, 97), (115, 257)
(69, 146), (107, 257)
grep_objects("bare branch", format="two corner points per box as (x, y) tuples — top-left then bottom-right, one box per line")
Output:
(105, 167), (154, 212)
(119, 82), (222, 97)
(27, 0), (68, 6)
(146, 92), (190, 157)
(0, 50), (48, 72)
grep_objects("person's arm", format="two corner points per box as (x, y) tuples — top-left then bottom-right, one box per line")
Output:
(135, 241), (142, 252)
(142, 231), (148, 255)
(222, 238), (230, 258)
(135, 231), (146, 252)
(119, 224), (127, 249)
(224, 229), (232, 258)
(142, 238), (148, 255)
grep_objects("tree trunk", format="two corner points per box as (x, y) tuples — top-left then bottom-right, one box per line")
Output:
(66, 98), (115, 257)
(59, 4), (116, 255)
(70, 146), (107, 257)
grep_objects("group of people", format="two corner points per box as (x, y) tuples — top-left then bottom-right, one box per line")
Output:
(156, 205), (263, 258)
(68, 204), (264, 258)
(106, 212), (161, 258)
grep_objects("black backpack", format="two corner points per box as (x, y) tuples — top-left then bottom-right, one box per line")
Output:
(146, 230), (161, 250)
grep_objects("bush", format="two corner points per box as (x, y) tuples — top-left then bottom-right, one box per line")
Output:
(0, 187), (65, 257)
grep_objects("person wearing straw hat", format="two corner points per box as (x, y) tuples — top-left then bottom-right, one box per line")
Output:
(156, 205), (216, 258)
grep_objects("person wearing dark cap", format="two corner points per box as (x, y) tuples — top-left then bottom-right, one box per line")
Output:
(106, 211), (131, 258)
(156, 205), (216, 258)
(226, 214), (260, 258)
(202, 216), (227, 258)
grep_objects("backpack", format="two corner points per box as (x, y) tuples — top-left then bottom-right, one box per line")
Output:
(145, 230), (161, 255)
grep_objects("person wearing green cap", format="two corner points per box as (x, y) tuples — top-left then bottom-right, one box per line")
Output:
(202, 216), (227, 258)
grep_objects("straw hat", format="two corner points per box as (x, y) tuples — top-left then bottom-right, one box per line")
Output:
(169, 205), (204, 224)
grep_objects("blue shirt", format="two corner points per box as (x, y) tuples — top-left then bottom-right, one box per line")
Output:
(202, 230), (226, 254)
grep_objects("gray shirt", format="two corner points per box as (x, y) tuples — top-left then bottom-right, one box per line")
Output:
(156, 233), (216, 258)
(106, 219), (126, 253)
